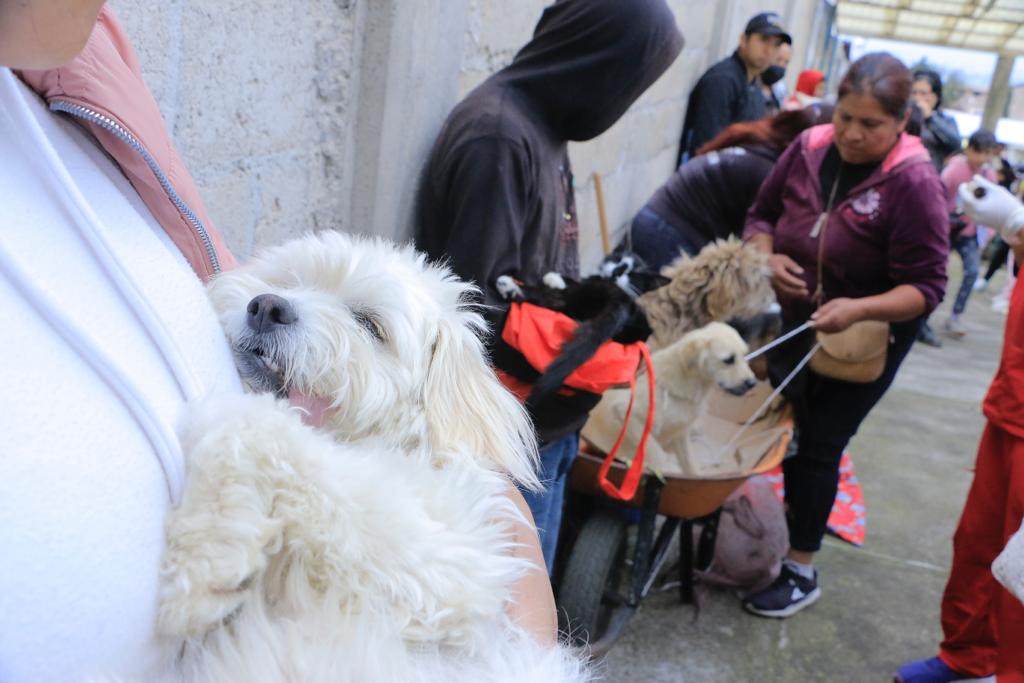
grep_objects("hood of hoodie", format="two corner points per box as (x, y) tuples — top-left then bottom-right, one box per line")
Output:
(497, 0), (683, 142)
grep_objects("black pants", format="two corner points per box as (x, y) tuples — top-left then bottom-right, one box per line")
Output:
(770, 317), (922, 552)
(984, 235), (1011, 282)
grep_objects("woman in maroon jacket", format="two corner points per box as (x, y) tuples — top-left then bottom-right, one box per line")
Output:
(741, 53), (949, 618)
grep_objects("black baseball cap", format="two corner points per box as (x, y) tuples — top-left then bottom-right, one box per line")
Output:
(745, 12), (792, 44)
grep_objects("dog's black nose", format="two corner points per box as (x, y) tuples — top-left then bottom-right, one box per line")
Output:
(246, 294), (297, 333)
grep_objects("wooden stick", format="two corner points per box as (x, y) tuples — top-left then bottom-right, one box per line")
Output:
(593, 171), (611, 256)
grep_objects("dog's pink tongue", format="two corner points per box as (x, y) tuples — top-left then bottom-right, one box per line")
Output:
(288, 389), (333, 428)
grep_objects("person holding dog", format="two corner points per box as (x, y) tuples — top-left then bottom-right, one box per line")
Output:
(742, 52), (949, 618)
(0, 3), (559, 679)
(415, 0), (683, 573)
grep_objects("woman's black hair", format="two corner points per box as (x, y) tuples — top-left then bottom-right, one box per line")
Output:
(906, 101), (924, 136)
(912, 69), (944, 109)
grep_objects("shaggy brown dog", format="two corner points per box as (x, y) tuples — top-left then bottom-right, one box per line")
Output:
(638, 238), (777, 351)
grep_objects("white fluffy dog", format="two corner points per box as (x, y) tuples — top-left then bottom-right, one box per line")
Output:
(581, 322), (757, 478)
(155, 232), (590, 682)
(205, 231), (538, 486)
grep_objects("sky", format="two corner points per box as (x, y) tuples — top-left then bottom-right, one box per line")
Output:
(845, 35), (1024, 88)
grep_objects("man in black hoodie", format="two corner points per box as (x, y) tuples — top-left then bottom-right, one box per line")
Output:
(415, 0), (682, 573)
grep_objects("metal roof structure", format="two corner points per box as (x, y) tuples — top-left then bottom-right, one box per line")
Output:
(836, 0), (1024, 54)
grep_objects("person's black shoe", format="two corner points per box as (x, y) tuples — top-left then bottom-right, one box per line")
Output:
(742, 563), (820, 618)
(917, 323), (942, 348)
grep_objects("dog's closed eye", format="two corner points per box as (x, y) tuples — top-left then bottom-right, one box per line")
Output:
(352, 309), (386, 343)
(722, 354), (736, 365)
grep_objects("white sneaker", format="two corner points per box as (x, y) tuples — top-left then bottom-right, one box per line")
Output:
(993, 296), (1010, 314)
(973, 276), (989, 291)
(943, 316), (967, 338)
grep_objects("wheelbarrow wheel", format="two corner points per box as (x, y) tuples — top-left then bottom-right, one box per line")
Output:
(556, 508), (628, 646)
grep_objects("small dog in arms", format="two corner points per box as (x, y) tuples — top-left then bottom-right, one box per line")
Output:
(152, 232), (591, 683)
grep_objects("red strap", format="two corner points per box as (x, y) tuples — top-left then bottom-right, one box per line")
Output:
(502, 302), (641, 393)
(597, 343), (656, 501)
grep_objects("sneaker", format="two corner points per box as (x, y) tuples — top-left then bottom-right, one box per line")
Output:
(992, 296), (1010, 314)
(973, 277), (989, 292)
(943, 317), (967, 338)
(917, 323), (943, 348)
(894, 655), (993, 682)
(742, 563), (820, 618)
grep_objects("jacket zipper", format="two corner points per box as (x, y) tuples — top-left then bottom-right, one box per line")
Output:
(49, 100), (221, 275)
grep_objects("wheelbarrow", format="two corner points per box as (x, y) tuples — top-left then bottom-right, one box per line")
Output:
(555, 382), (793, 656)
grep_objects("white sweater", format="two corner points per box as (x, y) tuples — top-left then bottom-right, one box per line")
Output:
(0, 69), (242, 682)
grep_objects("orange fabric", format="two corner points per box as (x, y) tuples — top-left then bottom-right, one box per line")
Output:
(500, 302), (642, 393)
(495, 369), (533, 403)
(596, 343), (656, 501)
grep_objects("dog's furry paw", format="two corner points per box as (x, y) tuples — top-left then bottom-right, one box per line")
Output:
(542, 272), (567, 290)
(158, 554), (259, 637)
(495, 275), (524, 301)
(160, 392), (295, 637)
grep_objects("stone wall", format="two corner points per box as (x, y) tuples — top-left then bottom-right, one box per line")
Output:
(112, 0), (361, 257)
(112, 0), (826, 266)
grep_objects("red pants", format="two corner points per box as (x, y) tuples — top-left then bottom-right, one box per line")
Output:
(939, 423), (1024, 681)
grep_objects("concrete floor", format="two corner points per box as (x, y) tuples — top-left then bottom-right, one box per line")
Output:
(594, 262), (1012, 682)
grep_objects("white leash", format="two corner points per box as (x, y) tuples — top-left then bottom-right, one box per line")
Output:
(1, 69), (195, 502)
(713, 331), (820, 468)
(744, 320), (814, 362)
(0, 240), (185, 503)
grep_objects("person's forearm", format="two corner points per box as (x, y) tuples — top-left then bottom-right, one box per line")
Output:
(855, 284), (927, 322)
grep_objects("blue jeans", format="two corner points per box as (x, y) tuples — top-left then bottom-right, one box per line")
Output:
(951, 234), (980, 316)
(520, 432), (579, 574)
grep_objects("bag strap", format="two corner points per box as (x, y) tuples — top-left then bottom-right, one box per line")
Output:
(813, 163), (844, 307)
(597, 342), (655, 501)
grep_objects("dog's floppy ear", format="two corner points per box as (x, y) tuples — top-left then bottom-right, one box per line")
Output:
(423, 316), (540, 490)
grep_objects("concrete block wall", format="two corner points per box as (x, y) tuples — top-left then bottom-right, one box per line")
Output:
(112, 0), (361, 258)
(112, 0), (825, 266)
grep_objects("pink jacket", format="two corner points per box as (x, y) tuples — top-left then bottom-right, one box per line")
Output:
(940, 154), (997, 239)
(16, 5), (236, 281)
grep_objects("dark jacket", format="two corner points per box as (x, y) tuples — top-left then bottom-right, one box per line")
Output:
(919, 109), (962, 172)
(646, 142), (779, 249)
(744, 125), (949, 325)
(678, 51), (766, 163)
(415, 0), (682, 441)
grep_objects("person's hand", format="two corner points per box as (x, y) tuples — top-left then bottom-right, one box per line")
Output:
(810, 298), (866, 333)
(914, 96), (934, 119)
(958, 174), (1024, 238)
(768, 254), (809, 299)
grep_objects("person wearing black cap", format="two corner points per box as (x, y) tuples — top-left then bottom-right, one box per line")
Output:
(677, 11), (791, 164)
(415, 0), (683, 574)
